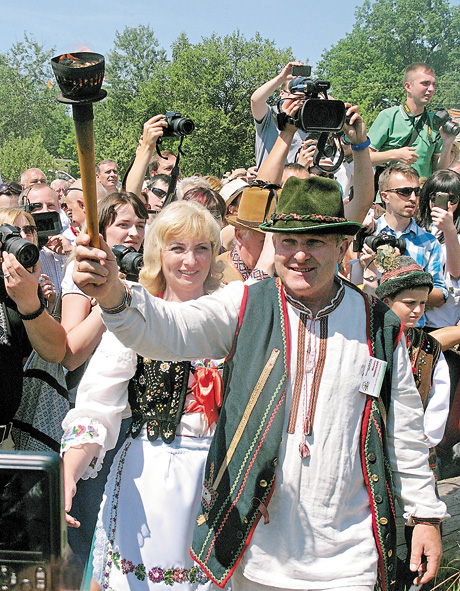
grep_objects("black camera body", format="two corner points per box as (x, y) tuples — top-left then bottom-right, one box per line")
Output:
(112, 245), (143, 282)
(0, 451), (68, 591)
(162, 111), (195, 138)
(0, 224), (40, 268)
(21, 201), (62, 248)
(279, 77), (346, 133)
(433, 109), (460, 136)
(353, 230), (406, 254)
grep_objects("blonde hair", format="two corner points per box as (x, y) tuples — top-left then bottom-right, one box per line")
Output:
(139, 201), (223, 296)
(0, 207), (38, 246)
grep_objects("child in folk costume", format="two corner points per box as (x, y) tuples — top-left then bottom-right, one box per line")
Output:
(375, 255), (450, 590)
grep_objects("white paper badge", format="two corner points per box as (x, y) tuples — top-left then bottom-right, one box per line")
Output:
(359, 356), (388, 398)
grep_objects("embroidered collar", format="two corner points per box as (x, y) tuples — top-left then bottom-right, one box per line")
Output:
(230, 246), (251, 280)
(284, 276), (345, 318)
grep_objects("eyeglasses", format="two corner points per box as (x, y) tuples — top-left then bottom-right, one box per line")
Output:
(62, 187), (83, 197)
(16, 225), (37, 235)
(429, 193), (460, 205)
(148, 187), (167, 198)
(0, 182), (23, 196)
(386, 187), (421, 198)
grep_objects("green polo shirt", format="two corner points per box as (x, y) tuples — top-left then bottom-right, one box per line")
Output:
(368, 105), (443, 179)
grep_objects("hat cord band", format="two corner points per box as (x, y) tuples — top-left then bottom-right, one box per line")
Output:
(270, 213), (348, 224)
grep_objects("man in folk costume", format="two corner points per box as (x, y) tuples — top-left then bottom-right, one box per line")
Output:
(72, 106), (447, 591)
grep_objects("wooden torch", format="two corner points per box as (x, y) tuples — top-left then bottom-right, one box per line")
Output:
(51, 52), (108, 248)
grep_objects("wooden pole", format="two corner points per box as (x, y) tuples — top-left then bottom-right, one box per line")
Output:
(72, 104), (100, 248)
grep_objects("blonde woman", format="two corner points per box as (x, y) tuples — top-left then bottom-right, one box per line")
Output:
(62, 201), (226, 591)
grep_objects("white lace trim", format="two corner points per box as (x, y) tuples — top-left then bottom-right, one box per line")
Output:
(61, 418), (108, 479)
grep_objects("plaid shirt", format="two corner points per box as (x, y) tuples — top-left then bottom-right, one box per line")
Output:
(376, 215), (448, 303)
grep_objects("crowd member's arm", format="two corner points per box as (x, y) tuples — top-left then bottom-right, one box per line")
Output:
(2, 252), (66, 363)
(434, 127), (456, 171)
(72, 234), (242, 361)
(125, 115), (168, 197)
(250, 61), (302, 123)
(431, 325), (460, 351)
(430, 203), (460, 279)
(388, 338), (446, 585)
(61, 292), (105, 371)
(426, 239), (448, 307)
(342, 105), (374, 224)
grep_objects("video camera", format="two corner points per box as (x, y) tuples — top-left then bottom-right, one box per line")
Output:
(112, 245), (143, 282)
(276, 66), (348, 173)
(0, 224), (40, 268)
(433, 109), (460, 136)
(0, 451), (68, 591)
(20, 198), (62, 250)
(353, 230), (406, 254)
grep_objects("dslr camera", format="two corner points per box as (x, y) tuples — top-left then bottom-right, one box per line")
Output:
(162, 111), (195, 138)
(353, 230), (406, 254)
(112, 245), (143, 282)
(0, 224), (40, 269)
(433, 109), (460, 136)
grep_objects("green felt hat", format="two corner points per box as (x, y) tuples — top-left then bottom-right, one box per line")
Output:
(259, 176), (362, 235)
(375, 256), (433, 300)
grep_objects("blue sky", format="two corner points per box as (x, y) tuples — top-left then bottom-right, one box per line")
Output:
(0, 0), (399, 69)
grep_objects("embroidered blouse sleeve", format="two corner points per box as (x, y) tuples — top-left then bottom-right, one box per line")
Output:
(386, 338), (448, 521)
(61, 330), (136, 477)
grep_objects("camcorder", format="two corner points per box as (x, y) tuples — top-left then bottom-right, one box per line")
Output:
(353, 230), (406, 254)
(433, 109), (460, 136)
(0, 451), (68, 591)
(0, 224), (40, 269)
(112, 245), (143, 282)
(20, 200), (62, 250)
(277, 66), (348, 173)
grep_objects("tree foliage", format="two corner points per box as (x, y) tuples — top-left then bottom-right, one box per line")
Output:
(316, 0), (460, 125)
(1, 5), (459, 183)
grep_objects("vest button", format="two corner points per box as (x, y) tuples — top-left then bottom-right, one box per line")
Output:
(272, 457), (278, 467)
(379, 517), (388, 525)
(260, 480), (268, 488)
(243, 517), (248, 524)
(371, 474), (379, 482)
(388, 549), (393, 557)
(237, 531), (244, 540)
(368, 452), (376, 463)
(375, 494), (383, 504)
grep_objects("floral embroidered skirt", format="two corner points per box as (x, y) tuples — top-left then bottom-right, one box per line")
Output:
(92, 431), (226, 591)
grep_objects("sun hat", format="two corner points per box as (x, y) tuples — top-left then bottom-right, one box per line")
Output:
(226, 185), (278, 233)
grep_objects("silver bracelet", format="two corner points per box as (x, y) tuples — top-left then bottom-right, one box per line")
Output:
(99, 282), (132, 315)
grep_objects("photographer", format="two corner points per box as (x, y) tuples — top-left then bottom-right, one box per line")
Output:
(251, 61), (307, 167)
(19, 183), (73, 293)
(0, 213), (66, 443)
(368, 62), (456, 179)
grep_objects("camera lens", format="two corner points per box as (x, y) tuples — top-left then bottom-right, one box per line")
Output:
(7, 238), (40, 268)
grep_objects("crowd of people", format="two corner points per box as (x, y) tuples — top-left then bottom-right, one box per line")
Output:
(0, 60), (460, 591)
